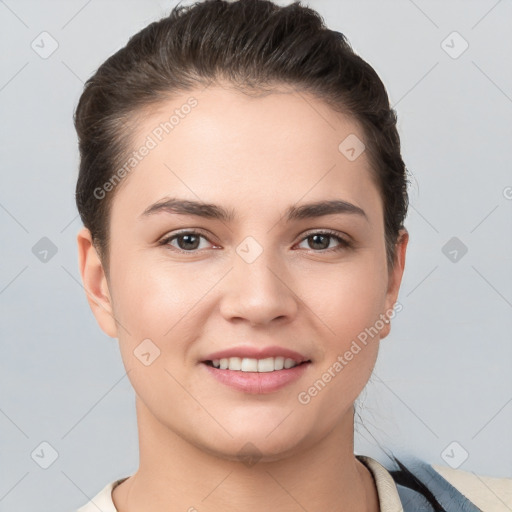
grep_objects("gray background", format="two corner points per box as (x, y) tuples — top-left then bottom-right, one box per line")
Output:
(1, 0), (511, 510)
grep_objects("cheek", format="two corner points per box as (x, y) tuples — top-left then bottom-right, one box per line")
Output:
(303, 255), (388, 341)
(108, 258), (200, 406)
(110, 250), (197, 323)
(108, 251), (227, 381)
(107, 252), (194, 356)
(296, 265), (385, 418)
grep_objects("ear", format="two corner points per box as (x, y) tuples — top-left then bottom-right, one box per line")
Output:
(380, 228), (409, 340)
(77, 227), (118, 338)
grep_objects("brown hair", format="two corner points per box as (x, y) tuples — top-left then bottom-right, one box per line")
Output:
(74, 0), (409, 273)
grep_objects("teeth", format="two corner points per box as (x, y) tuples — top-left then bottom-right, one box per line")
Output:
(274, 357), (284, 370)
(211, 357), (301, 372)
(241, 358), (258, 372)
(284, 358), (296, 369)
(257, 357), (274, 372)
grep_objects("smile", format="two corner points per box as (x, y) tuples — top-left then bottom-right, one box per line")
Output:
(206, 356), (308, 372)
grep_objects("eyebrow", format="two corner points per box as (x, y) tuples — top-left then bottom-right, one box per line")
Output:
(140, 197), (368, 223)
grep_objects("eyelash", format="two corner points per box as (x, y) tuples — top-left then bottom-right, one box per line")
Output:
(158, 229), (353, 254)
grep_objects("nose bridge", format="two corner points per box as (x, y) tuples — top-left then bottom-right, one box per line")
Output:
(219, 234), (297, 324)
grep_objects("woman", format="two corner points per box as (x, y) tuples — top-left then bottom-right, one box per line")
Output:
(73, 0), (511, 510)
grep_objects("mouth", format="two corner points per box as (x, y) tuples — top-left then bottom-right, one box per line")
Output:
(201, 357), (312, 394)
(202, 357), (311, 372)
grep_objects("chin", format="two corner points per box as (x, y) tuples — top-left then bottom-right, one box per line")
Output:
(194, 423), (311, 464)
(202, 438), (304, 465)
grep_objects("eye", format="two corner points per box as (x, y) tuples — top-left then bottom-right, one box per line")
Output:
(296, 230), (352, 252)
(158, 229), (352, 254)
(159, 230), (216, 252)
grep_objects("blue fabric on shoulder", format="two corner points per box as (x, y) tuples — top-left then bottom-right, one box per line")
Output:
(390, 456), (483, 512)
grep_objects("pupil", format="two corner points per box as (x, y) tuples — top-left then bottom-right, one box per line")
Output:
(310, 234), (329, 250)
(179, 234), (199, 250)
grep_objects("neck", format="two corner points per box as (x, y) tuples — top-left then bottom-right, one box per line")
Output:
(112, 398), (379, 512)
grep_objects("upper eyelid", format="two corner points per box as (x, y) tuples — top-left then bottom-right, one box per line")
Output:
(160, 229), (216, 246)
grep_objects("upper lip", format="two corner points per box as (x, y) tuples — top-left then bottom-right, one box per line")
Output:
(202, 345), (310, 363)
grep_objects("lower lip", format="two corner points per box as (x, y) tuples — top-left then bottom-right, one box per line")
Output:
(201, 362), (311, 394)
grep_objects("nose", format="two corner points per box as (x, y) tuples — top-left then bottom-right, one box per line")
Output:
(219, 243), (298, 327)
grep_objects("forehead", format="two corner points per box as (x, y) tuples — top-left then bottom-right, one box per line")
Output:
(110, 84), (382, 224)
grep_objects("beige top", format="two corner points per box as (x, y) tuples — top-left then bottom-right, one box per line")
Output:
(76, 455), (512, 511)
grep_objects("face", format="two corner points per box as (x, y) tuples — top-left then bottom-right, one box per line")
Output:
(78, 84), (407, 462)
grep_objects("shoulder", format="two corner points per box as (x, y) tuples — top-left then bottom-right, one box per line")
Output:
(388, 454), (512, 512)
(76, 477), (129, 512)
(359, 454), (512, 511)
(431, 463), (512, 512)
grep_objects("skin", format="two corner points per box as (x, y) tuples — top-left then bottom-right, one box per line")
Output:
(77, 83), (408, 512)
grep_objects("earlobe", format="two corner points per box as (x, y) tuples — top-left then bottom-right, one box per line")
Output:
(381, 228), (409, 339)
(76, 227), (118, 338)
